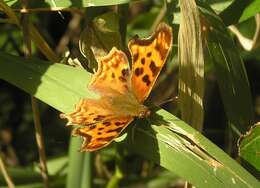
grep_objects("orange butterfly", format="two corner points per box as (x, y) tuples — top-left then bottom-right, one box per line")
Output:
(60, 23), (173, 151)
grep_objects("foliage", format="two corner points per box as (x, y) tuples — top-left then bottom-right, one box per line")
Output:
(0, 0), (259, 187)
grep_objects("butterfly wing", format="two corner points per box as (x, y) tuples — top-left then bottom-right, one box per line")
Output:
(61, 48), (139, 151)
(128, 23), (173, 102)
(60, 98), (116, 126)
(89, 47), (131, 97)
(72, 117), (133, 151)
(61, 98), (134, 151)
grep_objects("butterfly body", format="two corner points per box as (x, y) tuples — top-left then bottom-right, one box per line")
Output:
(103, 90), (149, 118)
(61, 23), (172, 151)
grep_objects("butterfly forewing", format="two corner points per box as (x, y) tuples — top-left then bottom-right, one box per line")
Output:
(128, 23), (173, 102)
(89, 47), (131, 96)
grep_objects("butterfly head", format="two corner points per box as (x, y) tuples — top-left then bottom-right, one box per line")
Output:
(137, 105), (151, 118)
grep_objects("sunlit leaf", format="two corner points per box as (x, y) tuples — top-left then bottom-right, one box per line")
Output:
(178, 0), (204, 131)
(0, 52), (258, 187)
(239, 0), (260, 22)
(238, 123), (260, 171)
(4, 0), (130, 9)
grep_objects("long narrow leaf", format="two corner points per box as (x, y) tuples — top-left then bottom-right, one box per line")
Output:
(66, 137), (84, 188)
(0, 52), (258, 187)
(178, 0), (204, 130)
(4, 0), (130, 9)
(199, 2), (254, 133)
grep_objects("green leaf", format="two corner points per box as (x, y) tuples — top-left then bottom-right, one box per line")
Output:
(0, 163), (66, 187)
(0, 52), (94, 113)
(0, 52), (259, 187)
(0, 166), (42, 185)
(178, 0), (204, 130)
(4, 0), (130, 8)
(239, 0), (260, 22)
(219, 0), (252, 26)
(199, 2), (254, 132)
(239, 123), (260, 171)
(220, 0), (260, 25)
(67, 137), (93, 188)
(126, 109), (259, 187)
(79, 12), (122, 69)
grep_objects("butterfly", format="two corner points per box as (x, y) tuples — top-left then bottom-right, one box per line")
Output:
(60, 23), (173, 151)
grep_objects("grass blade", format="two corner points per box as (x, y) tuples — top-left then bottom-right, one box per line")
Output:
(178, 0), (204, 130)
(0, 52), (259, 187)
(66, 137), (84, 188)
(199, 2), (254, 133)
(4, 0), (130, 9)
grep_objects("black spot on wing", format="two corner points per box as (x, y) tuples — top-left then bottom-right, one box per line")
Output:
(93, 115), (106, 121)
(89, 125), (96, 129)
(111, 73), (115, 78)
(96, 136), (115, 142)
(133, 53), (139, 62)
(134, 67), (144, 77)
(142, 75), (151, 86)
(115, 122), (126, 126)
(155, 42), (160, 51)
(106, 127), (123, 133)
(141, 58), (145, 65)
(103, 122), (111, 126)
(149, 60), (160, 76)
(121, 69), (129, 77)
(119, 76), (127, 82)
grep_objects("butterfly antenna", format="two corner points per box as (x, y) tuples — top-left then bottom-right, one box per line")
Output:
(148, 96), (178, 109)
(131, 122), (137, 144)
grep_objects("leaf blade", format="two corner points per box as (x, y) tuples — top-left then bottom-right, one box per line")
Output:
(199, 2), (254, 132)
(0, 52), (259, 187)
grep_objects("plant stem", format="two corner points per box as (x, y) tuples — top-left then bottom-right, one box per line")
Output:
(20, 1), (49, 187)
(0, 153), (15, 188)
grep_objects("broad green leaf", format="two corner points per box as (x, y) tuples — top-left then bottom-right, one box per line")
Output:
(239, 123), (260, 171)
(126, 109), (259, 187)
(0, 52), (259, 187)
(220, 0), (260, 25)
(4, 0), (130, 9)
(239, 0), (260, 23)
(79, 12), (122, 69)
(0, 52), (94, 113)
(199, 2), (254, 132)
(219, 0), (252, 26)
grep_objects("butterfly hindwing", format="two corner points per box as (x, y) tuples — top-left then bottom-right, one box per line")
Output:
(60, 99), (116, 126)
(72, 117), (134, 151)
(128, 23), (173, 102)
